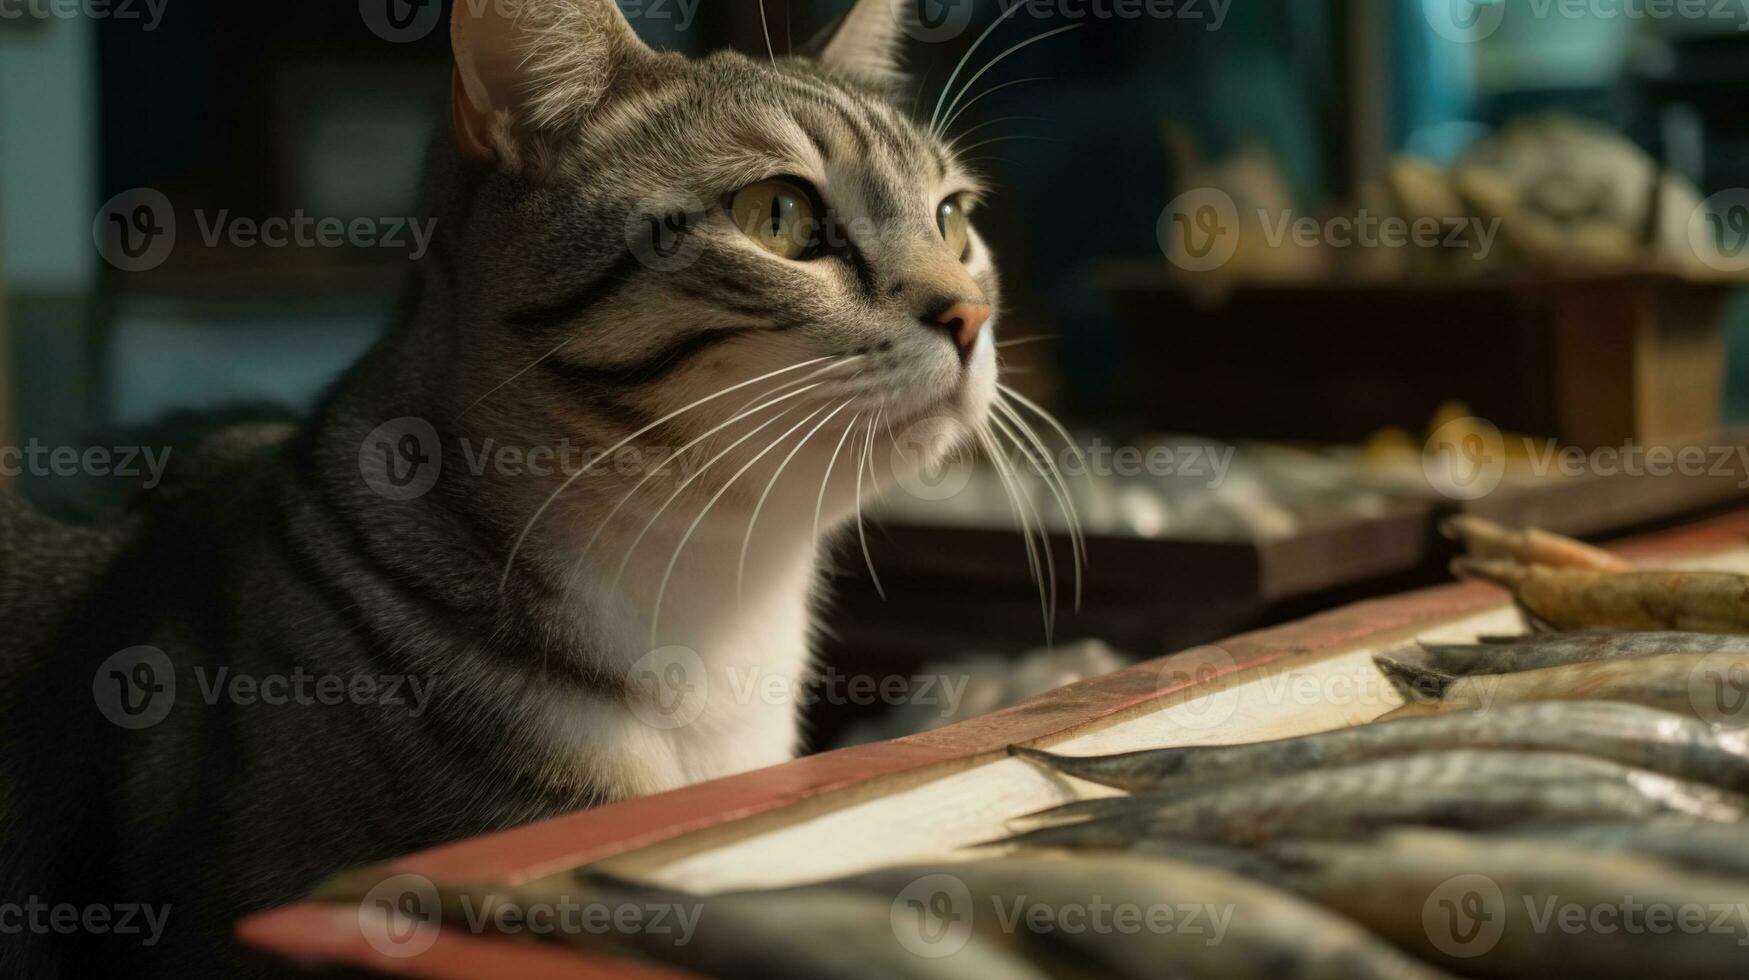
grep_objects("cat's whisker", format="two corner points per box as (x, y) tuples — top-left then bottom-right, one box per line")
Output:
(993, 420), (1060, 638)
(930, 0), (1031, 136)
(649, 403), (831, 646)
(737, 399), (853, 612)
(571, 368), (846, 591)
(977, 424), (1052, 638)
(992, 397), (1084, 561)
(463, 333), (576, 417)
(813, 409), (863, 547)
(945, 116), (1046, 152)
(500, 355), (850, 592)
(955, 135), (1063, 156)
(997, 382), (1094, 491)
(611, 398), (815, 598)
(996, 334), (1056, 349)
(566, 371), (839, 598)
(990, 402), (1084, 612)
(938, 76), (1050, 141)
(936, 24), (1084, 143)
(854, 411), (885, 601)
(757, 0), (776, 63)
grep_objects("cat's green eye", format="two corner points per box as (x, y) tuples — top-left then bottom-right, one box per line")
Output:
(937, 198), (970, 258)
(730, 180), (816, 260)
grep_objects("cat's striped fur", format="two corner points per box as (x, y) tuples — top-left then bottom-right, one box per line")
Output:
(0, 1), (1003, 975)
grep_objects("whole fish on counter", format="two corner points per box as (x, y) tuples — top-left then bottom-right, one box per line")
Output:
(998, 749), (1744, 849)
(1012, 701), (1749, 794)
(816, 853), (1453, 980)
(1257, 829), (1749, 979)
(1412, 632), (1749, 677)
(1503, 817), (1749, 881)
(1454, 560), (1749, 634)
(1377, 653), (1749, 724)
(317, 868), (1052, 980)
(1440, 516), (1633, 573)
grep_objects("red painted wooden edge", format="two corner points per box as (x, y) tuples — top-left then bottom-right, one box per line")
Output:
(239, 508), (1749, 976)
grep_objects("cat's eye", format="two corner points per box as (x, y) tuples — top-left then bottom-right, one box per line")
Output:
(730, 180), (817, 260)
(938, 197), (971, 258)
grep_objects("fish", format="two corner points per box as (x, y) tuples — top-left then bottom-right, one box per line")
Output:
(1503, 817), (1749, 881)
(997, 750), (1744, 849)
(811, 852), (1453, 980)
(320, 869), (1052, 980)
(1441, 515), (1633, 572)
(1012, 701), (1749, 794)
(1411, 632), (1749, 677)
(1376, 653), (1749, 725)
(1264, 829), (1749, 978)
(1453, 559), (1749, 634)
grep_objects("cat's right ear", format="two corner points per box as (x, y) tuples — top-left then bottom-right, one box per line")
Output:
(450, 0), (654, 166)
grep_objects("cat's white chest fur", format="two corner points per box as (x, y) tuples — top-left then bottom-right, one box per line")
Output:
(534, 520), (824, 801)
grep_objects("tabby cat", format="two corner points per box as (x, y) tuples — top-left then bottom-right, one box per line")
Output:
(0, 0), (1012, 974)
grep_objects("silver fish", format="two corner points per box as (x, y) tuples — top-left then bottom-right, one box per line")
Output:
(816, 853), (1452, 980)
(1504, 817), (1749, 880)
(1267, 829), (1749, 978)
(1001, 750), (1744, 848)
(1376, 652), (1749, 725)
(1411, 631), (1749, 677)
(1013, 701), (1749, 794)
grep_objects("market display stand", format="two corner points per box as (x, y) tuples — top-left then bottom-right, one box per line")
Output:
(238, 508), (1749, 978)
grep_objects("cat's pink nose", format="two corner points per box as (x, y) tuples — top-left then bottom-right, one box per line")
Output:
(929, 300), (992, 364)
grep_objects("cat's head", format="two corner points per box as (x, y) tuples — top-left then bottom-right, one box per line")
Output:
(443, 0), (999, 526)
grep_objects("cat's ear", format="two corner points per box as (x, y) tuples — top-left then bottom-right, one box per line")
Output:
(808, 0), (907, 87)
(450, 0), (654, 165)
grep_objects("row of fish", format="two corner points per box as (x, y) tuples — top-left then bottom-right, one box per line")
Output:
(997, 614), (1749, 976)
(321, 694), (1749, 977)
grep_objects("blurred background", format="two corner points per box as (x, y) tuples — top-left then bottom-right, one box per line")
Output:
(6, 0), (1749, 741)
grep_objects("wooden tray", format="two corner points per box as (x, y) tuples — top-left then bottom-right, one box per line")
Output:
(1099, 264), (1739, 450)
(237, 508), (1749, 978)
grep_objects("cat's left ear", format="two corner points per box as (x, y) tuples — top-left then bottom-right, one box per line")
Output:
(451, 0), (655, 166)
(808, 0), (907, 88)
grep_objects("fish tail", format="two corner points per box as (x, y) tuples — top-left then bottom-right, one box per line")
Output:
(1375, 656), (1458, 703)
(1451, 556), (1533, 589)
(979, 819), (1130, 852)
(1009, 745), (1149, 791)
